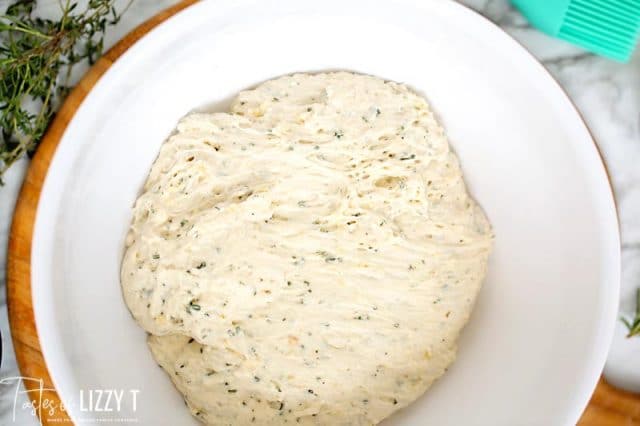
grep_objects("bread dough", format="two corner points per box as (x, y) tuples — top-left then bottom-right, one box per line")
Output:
(121, 72), (492, 425)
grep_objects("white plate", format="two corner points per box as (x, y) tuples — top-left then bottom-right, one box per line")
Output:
(31, 0), (620, 424)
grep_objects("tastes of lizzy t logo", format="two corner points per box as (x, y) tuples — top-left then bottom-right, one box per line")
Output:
(0, 376), (140, 423)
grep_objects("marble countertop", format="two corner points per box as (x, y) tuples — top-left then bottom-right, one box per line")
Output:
(1, 0), (638, 424)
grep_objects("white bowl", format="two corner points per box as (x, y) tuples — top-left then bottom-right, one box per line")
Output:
(31, 0), (619, 424)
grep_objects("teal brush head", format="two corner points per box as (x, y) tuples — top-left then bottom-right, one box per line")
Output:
(512, 0), (640, 62)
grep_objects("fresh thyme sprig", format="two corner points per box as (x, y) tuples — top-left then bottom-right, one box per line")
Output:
(621, 287), (640, 338)
(0, 0), (131, 183)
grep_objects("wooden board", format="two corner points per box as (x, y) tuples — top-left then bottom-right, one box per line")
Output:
(5, 0), (639, 424)
(6, 1), (197, 424)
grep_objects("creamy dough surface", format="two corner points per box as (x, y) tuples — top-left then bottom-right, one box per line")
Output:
(121, 72), (492, 425)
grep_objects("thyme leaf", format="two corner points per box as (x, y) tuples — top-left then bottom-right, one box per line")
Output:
(0, 0), (132, 182)
(621, 287), (640, 338)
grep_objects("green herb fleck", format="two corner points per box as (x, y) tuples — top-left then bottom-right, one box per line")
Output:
(315, 250), (342, 263)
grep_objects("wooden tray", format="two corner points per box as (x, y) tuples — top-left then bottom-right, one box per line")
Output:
(6, 0), (639, 424)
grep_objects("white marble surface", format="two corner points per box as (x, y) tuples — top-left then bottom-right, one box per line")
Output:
(0, 0), (638, 424)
